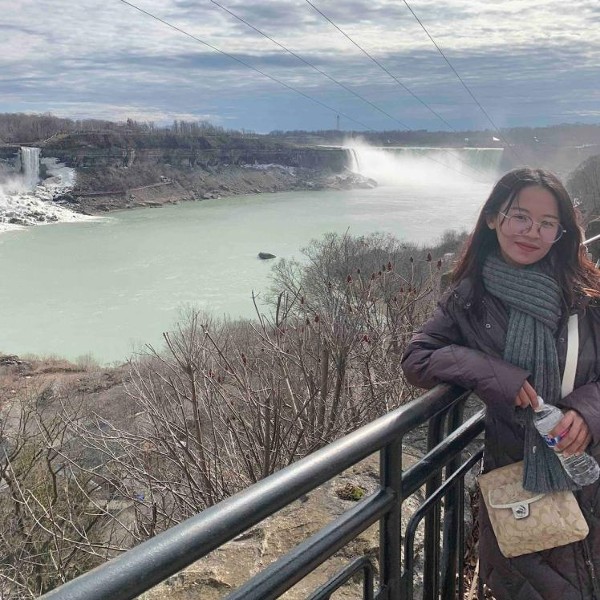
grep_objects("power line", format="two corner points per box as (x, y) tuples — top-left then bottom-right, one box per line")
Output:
(400, 0), (524, 163)
(298, 0), (493, 179)
(118, 0), (374, 132)
(209, 0), (411, 130)
(117, 0), (490, 183)
(304, 0), (457, 132)
(209, 0), (489, 180)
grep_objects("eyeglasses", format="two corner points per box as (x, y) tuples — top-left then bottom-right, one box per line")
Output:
(498, 211), (566, 244)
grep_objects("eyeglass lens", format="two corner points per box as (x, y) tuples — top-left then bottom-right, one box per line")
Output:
(504, 214), (563, 243)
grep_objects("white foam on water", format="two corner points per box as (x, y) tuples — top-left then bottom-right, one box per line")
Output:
(0, 156), (94, 232)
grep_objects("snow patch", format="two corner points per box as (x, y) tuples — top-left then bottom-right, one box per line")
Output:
(241, 163), (297, 175)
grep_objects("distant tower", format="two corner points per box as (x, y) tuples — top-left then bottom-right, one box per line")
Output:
(336, 115), (340, 130)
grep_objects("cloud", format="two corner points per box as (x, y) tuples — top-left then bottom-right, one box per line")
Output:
(1, 0), (599, 132)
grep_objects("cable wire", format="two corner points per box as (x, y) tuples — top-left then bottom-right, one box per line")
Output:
(304, 0), (457, 132)
(118, 0), (374, 132)
(400, 0), (524, 163)
(210, 0), (411, 130)
(210, 0), (489, 180)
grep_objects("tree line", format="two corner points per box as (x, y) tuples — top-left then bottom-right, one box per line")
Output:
(0, 113), (238, 145)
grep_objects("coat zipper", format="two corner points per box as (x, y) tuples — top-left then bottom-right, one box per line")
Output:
(581, 537), (600, 599)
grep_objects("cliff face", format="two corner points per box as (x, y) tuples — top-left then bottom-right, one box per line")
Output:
(30, 131), (356, 214)
(41, 131), (348, 172)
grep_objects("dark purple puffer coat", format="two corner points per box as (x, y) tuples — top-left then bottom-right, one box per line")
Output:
(401, 278), (600, 600)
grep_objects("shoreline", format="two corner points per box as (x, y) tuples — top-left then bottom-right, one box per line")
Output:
(1, 163), (375, 231)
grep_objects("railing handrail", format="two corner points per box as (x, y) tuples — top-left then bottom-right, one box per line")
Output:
(584, 233), (600, 247)
(225, 409), (485, 600)
(40, 384), (470, 600)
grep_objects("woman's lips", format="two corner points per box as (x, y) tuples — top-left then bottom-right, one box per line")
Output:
(515, 241), (540, 252)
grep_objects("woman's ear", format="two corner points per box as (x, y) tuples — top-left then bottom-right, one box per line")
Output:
(486, 214), (496, 230)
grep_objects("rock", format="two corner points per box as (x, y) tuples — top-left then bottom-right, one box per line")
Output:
(327, 173), (378, 190)
(57, 193), (78, 204)
(0, 354), (22, 366)
(258, 252), (276, 260)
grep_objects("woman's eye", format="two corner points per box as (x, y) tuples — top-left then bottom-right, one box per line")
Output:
(541, 221), (558, 229)
(512, 215), (529, 223)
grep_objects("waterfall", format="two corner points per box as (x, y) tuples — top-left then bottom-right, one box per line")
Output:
(344, 144), (504, 186)
(20, 147), (41, 190)
(345, 148), (360, 172)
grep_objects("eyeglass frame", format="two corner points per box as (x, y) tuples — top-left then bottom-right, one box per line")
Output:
(497, 211), (567, 244)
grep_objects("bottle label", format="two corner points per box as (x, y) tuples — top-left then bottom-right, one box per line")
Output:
(542, 434), (561, 447)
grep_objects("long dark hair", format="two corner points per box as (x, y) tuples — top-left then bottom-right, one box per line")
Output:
(453, 167), (600, 307)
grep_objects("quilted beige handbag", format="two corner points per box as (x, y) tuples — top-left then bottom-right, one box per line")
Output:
(478, 461), (589, 557)
(478, 314), (589, 558)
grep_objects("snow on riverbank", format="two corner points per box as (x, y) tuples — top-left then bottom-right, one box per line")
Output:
(0, 158), (94, 233)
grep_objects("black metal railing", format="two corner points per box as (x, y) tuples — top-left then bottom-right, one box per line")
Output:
(40, 384), (484, 600)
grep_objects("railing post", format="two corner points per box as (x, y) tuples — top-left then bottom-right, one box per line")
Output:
(380, 437), (403, 600)
(423, 412), (445, 599)
(441, 402), (464, 599)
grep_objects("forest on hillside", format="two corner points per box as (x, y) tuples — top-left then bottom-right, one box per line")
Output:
(3, 111), (600, 149)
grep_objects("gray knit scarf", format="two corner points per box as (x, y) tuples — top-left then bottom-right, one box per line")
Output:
(482, 254), (577, 492)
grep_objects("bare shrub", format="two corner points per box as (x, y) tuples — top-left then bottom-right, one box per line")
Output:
(0, 387), (124, 599)
(568, 154), (600, 223)
(0, 231), (463, 592)
(74, 232), (454, 536)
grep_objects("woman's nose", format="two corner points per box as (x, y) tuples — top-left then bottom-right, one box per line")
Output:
(526, 223), (542, 238)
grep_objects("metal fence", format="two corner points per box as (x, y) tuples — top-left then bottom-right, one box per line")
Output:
(40, 383), (484, 600)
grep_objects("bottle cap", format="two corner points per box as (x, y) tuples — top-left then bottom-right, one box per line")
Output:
(534, 396), (544, 412)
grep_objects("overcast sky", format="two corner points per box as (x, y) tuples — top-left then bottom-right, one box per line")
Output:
(2, 0), (599, 132)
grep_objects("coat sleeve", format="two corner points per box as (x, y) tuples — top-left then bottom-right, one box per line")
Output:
(401, 298), (530, 419)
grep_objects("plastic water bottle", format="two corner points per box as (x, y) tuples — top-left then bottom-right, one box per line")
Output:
(533, 396), (600, 486)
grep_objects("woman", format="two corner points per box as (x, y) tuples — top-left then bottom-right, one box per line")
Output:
(401, 167), (600, 599)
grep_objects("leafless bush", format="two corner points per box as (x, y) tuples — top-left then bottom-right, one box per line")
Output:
(568, 154), (600, 223)
(74, 232), (453, 536)
(1, 231), (461, 591)
(0, 387), (124, 599)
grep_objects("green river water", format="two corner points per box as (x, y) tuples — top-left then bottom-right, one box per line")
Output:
(0, 165), (496, 363)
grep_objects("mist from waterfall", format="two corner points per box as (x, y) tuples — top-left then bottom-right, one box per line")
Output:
(344, 141), (503, 187)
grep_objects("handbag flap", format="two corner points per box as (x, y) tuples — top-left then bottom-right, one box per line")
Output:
(488, 482), (545, 509)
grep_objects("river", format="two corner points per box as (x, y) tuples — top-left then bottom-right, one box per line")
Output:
(0, 149), (499, 364)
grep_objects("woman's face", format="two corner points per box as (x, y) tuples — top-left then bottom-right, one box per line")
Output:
(486, 185), (560, 267)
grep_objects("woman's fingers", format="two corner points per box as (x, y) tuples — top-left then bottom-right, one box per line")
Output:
(554, 410), (591, 456)
(515, 387), (528, 407)
(523, 380), (540, 409)
(514, 380), (538, 408)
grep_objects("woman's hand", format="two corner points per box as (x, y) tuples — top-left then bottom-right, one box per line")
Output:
(552, 410), (592, 457)
(514, 380), (540, 409)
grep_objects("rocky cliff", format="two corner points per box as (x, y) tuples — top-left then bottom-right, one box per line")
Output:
(33, 131), (372, 214)
(41, 131), (348, 171)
